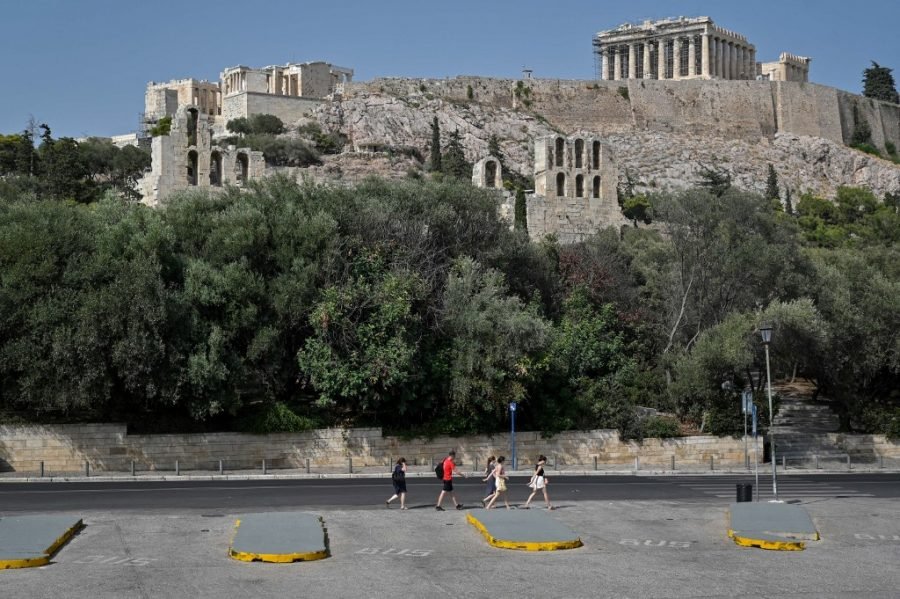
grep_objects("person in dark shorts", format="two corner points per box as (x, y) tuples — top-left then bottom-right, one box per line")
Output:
(435, 449), (466, 511)
(481, 455), (496, 507)
(386, 457), (408, 509)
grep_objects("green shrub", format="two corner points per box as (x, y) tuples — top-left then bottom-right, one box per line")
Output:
(641, 415), (682, 438)
(851, 142), (882, 157)
(149, 116), (172, 137)
(886, 141), (897, 157)
(617, 86), (630, 101)
(466, 84), (474, 100)
(241, 402), (319, 434)
(242, 134), (321, 167)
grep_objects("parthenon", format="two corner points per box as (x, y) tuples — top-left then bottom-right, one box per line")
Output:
(594, 16), (798, 81)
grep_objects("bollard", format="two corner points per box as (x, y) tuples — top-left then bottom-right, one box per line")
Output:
(306, 458), (310, 474)
(782, 455), (786, 470)
(710, 456), (714, 471)
(85, 461), (90, 477)
(474, 456), (478, 474)
(671, 455), (675, 471)
(431, 455), (435, 470)
(815, 454), (819, 470)
(349, 457), (353, 474)
(175, 460), (180, 476)
(847, 454), (851, 471)
(878, 455), (884, 469)
(40, 461), (44, 478)
(553, 455), (557, 470)
(219, 460), (224, 475)
(262, 459), (267, 475)
(634, 456), (640, 472)
(131, 460), (135, 476)
(593, 456), (598, 471)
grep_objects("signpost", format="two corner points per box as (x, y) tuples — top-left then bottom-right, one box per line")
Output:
(752, 404), (759, 501)
(742, 390), (753, 470)
(509, 402), (517, 471)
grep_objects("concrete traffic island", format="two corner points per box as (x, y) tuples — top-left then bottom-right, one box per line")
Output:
(728, 503), (819, 551)
(0, 515), (83, 569)
(467, 509), (583, 551)
(229, 512), (329, 563)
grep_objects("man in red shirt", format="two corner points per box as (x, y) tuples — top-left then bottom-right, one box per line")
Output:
(435, 449), (466, 511)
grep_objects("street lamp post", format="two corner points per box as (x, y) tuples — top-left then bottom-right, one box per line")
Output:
(759, 323), (778, 501)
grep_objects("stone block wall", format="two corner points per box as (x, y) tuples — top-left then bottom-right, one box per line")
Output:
(221, 92), (322, 130)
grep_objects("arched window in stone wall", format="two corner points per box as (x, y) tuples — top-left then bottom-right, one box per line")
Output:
(555, 137), (564, 168)
(210, 151), (222, 186)
(187, 108), (199, 147)
(235, 153), (249, 187)
(575, 174), (584, 198)
(575, 139), (584, 168)
(485, 160), (498, 188)
(592, 176), (601, 199)
(592, 141), (601, 169)
(186, 150), (198, 186)
(556, 172), (566, 197)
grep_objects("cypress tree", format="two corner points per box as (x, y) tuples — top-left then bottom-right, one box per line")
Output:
(862, 62), (899, 104)
(514, 187), (528, 233)
(765, 164), (780, 202)
(784, 187), (794, 215)
(442, 129), (470, 180)
(429, 116), (442, 172)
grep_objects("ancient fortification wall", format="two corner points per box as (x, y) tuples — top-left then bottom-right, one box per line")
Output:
(347, 77), (900, 149)
(0, 423), (767, 473)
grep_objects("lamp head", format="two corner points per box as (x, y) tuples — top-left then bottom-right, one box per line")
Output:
(759, 322), (773, 344)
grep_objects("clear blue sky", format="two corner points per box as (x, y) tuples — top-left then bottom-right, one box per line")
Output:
(3, 0), (897, 138)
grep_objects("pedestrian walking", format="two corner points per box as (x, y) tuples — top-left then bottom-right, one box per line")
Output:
(485, 456), (510, 510)
(481, 455), (496, 507)
(435, 449), (466, 511)
(386, 457), (408, 509)
(523, 455), (554, 510)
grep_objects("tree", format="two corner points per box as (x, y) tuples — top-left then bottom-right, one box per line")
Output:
(226, 117), (251, 136)
(514, 187), (527, 233)
(622, 195), (652, 227)
(429, 116), (442, 172)
(862, 61), (899, 104)
(765, 164), (780, 203)
(784, 187), (794, 215)
(696, 165), (731, 197)
(487, 134), (502, 162)
(441, 129), (470, 180)
(248, 114), (284, 135)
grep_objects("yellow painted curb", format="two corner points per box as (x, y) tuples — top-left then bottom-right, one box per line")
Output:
(228, 519), (329, 563)
(727, 529), (806, 551)
(0, 519), (84, 570)
(466, 513), (583, 551)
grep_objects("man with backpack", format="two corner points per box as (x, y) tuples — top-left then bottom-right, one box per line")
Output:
(435, 449), (466, 511)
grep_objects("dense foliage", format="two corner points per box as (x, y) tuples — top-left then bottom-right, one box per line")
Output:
(0, 173), (897, 438)
(862, 61), (899, 105)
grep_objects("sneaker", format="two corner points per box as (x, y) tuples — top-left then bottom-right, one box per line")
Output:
(385, 501), (390, 508)
(435, 506), (444, 511)
(400, 506), (408, 510)
(456, 504), (464, 510)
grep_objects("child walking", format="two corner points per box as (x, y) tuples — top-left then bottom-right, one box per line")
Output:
(386, 457), (408, 509)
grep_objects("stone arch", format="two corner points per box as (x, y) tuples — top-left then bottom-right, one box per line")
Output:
(575, 139), (584, 168)
(575, 174), (584, 198)
(592, 176), (601, 198)
(235, 152), (249, 187)
(556, 172), (566, 197)
(484, 160), (498, 188)
(592, 141), (601, 169)
(555, 137), (564, 167)
(187, 108), (199, 146)
(209, 151), (222, 186)
(186, 150), (198, 186)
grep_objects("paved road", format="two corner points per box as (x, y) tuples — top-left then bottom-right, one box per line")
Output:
(1, 473), (897, 512)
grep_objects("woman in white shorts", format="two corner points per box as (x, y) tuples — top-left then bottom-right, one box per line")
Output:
(523, 455), (554, 510)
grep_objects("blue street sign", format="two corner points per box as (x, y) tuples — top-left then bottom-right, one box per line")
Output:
(509, 402), (517, 412)
(742, 390), (753, 414)
(751, 404), (758, 437)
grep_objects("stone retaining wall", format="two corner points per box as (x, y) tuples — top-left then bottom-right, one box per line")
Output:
(2, 424), (897, 474)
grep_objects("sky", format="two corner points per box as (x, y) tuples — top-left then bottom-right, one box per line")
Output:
(2, 0), (898, 138)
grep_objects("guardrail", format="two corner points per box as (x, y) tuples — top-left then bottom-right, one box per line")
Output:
(779, 453), (852, 471)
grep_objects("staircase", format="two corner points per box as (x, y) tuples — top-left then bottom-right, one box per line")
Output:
(770, 383), (877, 466)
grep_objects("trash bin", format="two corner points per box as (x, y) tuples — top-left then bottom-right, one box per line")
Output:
(736, 483), (753, 502)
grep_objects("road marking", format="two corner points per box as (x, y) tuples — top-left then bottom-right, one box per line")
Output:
(854, 533), (900, 541)
(70, 555), (158, 566)
(355, 547), (433, 557)
(619, 539), (692, 548)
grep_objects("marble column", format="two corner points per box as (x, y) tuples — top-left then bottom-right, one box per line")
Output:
(673, 37), (682, 80)
(701, 35), (710, 77)
(731, 44), (738, 80)
(724, 42), (731, 79)
(613, 47), (622, 81)
(628, 43), (637, 79)
(715, 39), (723, 78)
(601, 50), (609, 80)
(688, 36), (697, 77)
(643, 42), (652, 79)
(749, 48), (756, 79)
(658, 39), (667, 79)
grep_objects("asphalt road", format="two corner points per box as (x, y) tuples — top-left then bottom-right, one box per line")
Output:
(1, 473), (898, 512)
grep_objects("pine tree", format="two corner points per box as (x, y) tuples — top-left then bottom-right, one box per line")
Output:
(784, 187), (794, 215)
(429, 116), (442, 172)
(862, 62), (899, 104)
(765, 164), (780, 201)
(442, 129), (470, 180)
(514, 187), (528, 233)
